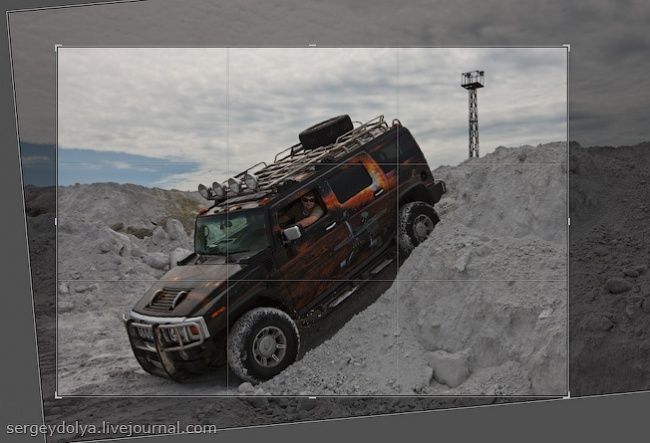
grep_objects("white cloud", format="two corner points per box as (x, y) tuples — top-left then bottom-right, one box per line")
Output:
(103, 160), (132, 169)
(58, 47), (566, 188)
(22, 155), (51, 165)
(58, 48), (228, 161)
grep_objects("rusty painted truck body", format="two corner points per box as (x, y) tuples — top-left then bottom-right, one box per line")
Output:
(125, 115), (446, 382)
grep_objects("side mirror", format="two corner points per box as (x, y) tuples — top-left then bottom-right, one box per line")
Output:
(282, 225), (302, 242)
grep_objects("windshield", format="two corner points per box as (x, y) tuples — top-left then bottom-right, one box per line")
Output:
(195, 210), (270, 255)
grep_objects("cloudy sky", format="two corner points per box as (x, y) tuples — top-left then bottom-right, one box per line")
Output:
(11, 0), (649, 189)
(57, 47), (566, 190)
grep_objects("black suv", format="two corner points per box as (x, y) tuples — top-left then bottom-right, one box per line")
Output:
(125, 115), (446, 382)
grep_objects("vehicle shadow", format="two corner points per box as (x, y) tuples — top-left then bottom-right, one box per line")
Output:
(298, 259), (399, 357)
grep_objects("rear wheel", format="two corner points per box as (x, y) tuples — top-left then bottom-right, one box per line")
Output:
(227, 307), (300, 383)
(399, 201), (439, 256)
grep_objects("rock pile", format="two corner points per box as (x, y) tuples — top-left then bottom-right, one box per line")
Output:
(54, 183), (207, 394)
(56, 183), (205, 285)
(259, 142), (568, 395)
(569, 142), (650, 395)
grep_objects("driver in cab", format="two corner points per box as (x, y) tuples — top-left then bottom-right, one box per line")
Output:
(280, 191), (324, 230)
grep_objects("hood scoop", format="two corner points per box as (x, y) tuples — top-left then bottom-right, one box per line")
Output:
(148, 288), (190, 312)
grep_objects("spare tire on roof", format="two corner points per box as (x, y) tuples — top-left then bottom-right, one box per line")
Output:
(299, 115), (353, 150)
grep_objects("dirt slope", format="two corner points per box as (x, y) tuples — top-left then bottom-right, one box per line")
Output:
(259, 142), (568, 395)
(569, 142), (650, 395)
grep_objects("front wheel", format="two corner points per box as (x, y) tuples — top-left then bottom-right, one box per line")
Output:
(227, 307), (300, 383)
(399, 201), (439, 256)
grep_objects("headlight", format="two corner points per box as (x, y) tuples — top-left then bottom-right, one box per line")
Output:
(227, 178), (241, 194)
(212, 181), (224, 198)
(243, 173), (259, 191)
(198, 183), (211, 200)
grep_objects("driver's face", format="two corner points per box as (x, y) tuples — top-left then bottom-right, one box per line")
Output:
(301, 194), (316, 210)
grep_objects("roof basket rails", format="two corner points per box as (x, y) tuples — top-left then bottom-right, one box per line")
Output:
(259, 115), (388, 190)
(209, 115), (390, 204)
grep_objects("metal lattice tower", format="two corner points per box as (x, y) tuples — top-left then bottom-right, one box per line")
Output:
(461, 70), (485, 158)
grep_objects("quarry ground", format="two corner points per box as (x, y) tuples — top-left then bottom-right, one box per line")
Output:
(568, 142), (650, 395)
(42, 142), (569, 396)
(36, 140), (650, 440)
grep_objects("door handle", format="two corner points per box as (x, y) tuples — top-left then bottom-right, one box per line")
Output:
(326, 222), (337, 231)
(374, 188), (385, 197)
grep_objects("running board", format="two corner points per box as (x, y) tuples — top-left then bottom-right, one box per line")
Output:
(329, 285), (360, 308)
(370, 258), (393, 275)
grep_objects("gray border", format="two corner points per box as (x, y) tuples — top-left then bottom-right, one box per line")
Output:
(75, 392), (650, 443)
(52, 45), (569, 398)
(3, 0), (650, 442)
(1, 5), (46, 442)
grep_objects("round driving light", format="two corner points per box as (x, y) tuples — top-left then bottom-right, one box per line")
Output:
(198, 183), (211, 200)
(243, 173), (259, 191)
(211, 181), (224, 198)
(227, 178), (241, 194)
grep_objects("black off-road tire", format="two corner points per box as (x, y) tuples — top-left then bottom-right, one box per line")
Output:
(227, 307), (300, 383)
(299, 115), (353, 150)
(399, 201), (439, 256)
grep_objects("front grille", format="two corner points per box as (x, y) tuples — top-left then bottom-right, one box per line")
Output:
(125, 313), (210, 353)
(133, 323), (154, 342)
(159, 324), (202, 345)
(148, 288), (190, 312)
(129, 320), (206, 351)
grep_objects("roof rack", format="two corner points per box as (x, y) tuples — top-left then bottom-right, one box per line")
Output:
(254, 115), (388, 191)
(211, 115), (390, 206)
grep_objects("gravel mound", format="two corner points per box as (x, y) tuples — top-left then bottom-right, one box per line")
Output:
(569, 142), (650, 395)
(432, 142), (567, 244)
(53, 144), (568, 396)
(259, 142), (568, 395)
(57, 183), (207, 283)
(55, 183), (209, 394)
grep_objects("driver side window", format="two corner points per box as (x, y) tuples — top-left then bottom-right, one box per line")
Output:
(277, 190), (327, 231)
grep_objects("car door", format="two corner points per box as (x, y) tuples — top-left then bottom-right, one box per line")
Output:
(324, 153), (397, 278)
(270, 184), (353, 313)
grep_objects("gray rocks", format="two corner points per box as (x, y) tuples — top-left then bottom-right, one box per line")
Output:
(126, 226), (154, 239)
(606, 278), (633, 294)
(299, 398), (317, 411)
(243, 396), (269, 408)
(586, 314), (614, 331)
(623, 268), (640, 278)
(454, 250), (471, 272)
(538, 308), (553, 320)
(165, 218), (188, 242)
(97, 227), (132, 256)
(625, 300), (640, 319)
(130, 245), (146, 258)
(58, 300), (75, 313)
(144, 252), (169, 270)
(74, 283), (98, 294)
(238, 382), (254, 394)
(425, 349), (471, 388)
(151, 226), (169, 245)
(58, 282), (69, 295)
(642, 297), (650, 314)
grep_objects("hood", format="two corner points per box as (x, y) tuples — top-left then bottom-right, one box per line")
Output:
(132, 259), (243, 318)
